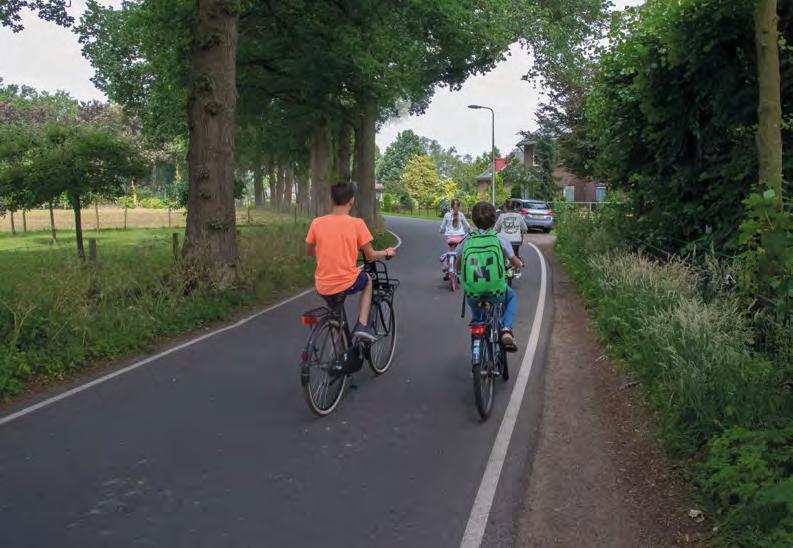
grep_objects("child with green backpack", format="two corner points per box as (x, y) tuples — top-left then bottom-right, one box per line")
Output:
(455, 201), (523, 352)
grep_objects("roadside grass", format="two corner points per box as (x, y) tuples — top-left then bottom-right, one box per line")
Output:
(554, 207), (793, 546)
(0, 212), (396, 401)
(0, 205), (296, 234)
(382, 209), (440, 220)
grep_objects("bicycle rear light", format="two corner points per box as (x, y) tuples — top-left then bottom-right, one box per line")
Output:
(301, 351), (309, 362)
(470, 325), (486, 336)
(301, 315), (318, 326)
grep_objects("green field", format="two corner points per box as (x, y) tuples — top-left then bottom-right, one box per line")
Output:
(0, 213), (395, 400)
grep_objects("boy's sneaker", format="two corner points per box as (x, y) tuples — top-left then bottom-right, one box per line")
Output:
(500, 329), (518, 353)
(353, 322), (377, 342)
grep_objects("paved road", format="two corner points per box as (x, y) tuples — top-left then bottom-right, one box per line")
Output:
(0, 216), (552, 548)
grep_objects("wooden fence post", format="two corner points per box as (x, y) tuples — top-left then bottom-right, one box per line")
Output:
(172, 233), (180, 261)
(168, 208), (172, 228)
(247, 204), (252, 224)
(88, 238), (97, 261)
(95, 203), (100, 233)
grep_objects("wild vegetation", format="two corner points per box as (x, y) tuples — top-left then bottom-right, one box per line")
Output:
(542, 0), (793, 543)
(555, 206), (792, 546)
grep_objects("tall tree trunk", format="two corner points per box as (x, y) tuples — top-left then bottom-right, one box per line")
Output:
(297, 175), (309, 214)
(9, 211), (15, 235)
(182, 0), (239, 283)
(311, 125), (331, 216)
(49, 202), (57, 243)
(755, 0), (784, 207)
(267, 161), (276, 209)
(253, 161), (264, 207)
(353, 104), (377, 227)
(72, 195), (85, 259)
(283, 164), (294, 207)
(336, 121), (352, 182)
(275, 164), (285, 211)
(22, 210), (27, 233)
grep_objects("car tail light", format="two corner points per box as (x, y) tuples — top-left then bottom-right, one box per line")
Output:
(547, 210), (554, 216)
(470, 325), (486, 336)
(301, 351), (309, 362)
(520, 209), (529, 215)
(301, 315), (318, 326)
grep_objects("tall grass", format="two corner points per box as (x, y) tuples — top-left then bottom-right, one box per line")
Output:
(555, 207), (792, 545)
(0, 215), (396, 399)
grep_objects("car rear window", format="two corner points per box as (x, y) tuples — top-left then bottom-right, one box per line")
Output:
(524, 201), (548, 210)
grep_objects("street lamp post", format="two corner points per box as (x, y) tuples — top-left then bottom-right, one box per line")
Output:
(468, 104), (496, 206)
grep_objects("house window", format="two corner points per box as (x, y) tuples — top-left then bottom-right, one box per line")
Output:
(595, 185), (607, 202)
(564, 185), (575, 202)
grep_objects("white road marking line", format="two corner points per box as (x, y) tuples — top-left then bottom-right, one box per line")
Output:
(459, 241), (549, 548)
(0, 229), (402, 427)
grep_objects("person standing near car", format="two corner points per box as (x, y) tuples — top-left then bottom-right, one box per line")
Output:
(495, 199), (528, 259)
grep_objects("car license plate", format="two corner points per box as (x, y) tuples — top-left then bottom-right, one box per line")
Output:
(531, 214), (545, 219)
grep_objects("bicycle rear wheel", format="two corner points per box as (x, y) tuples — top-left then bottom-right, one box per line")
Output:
(303, 320), (348, 416)
(473, 337), (496, 420)
(368, 299), (397, 374)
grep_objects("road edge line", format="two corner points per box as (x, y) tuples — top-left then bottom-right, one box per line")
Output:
(459, 241), (549, 548)
(0, 228), (402, 427)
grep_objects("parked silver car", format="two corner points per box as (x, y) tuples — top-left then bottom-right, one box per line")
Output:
(517, 199), (554, 233)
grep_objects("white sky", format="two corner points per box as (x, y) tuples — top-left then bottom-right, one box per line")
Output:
(0, 0), (644, 157)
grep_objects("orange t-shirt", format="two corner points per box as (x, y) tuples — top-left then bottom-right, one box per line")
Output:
(306, 214), (373, 295)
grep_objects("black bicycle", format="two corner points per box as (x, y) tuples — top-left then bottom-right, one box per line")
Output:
(299, 260), (399, 416)
(469, 301), (509, 420)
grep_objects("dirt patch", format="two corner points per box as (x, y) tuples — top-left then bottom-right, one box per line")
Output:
(517, 240), (709, 547)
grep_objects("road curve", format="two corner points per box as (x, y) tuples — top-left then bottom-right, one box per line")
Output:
(0, 215), (553, 548)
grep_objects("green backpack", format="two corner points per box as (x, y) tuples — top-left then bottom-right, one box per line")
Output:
(461, 230), (507, 301)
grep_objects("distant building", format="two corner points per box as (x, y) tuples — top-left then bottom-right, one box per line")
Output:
(475, 157), (509, 199)
(514, 134), (606, 203)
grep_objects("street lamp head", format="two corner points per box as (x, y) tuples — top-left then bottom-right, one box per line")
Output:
(467, 104), (483, 109)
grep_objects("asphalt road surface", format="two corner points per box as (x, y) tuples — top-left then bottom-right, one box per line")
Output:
(0, 216), (553, 548)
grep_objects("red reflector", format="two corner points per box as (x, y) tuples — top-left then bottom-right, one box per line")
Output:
(301, 315), (318, 326)
(301, 351), (309, 362)
(470, 325), (486, 335)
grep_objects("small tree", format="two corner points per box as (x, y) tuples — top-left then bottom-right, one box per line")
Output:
(3, 123), (146, 257)
(401, 155), (441, 208)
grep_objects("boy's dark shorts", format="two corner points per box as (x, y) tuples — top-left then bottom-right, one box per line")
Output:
(343, 271), (370, 295)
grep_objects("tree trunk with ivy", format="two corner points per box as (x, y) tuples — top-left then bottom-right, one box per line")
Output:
(71, 194), (85, 259)
(267, 161), (276, 208)
(283, 164), (294, 207)
(253, 161), (264, 206)
(336, 121), (352, 182)
(755, 0), (784, 206)
(353, 104), (377, 227)
(310, 124), (331, 216)
(182, 0), (239, 285)
(274, 164), (285, 211)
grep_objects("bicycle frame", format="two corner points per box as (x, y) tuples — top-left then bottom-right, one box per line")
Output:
(469, 302), (503, 367)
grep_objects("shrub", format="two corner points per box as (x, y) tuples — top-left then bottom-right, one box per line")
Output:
(382, 193), (396, 212)
(116, 195), (136, 209)
(700, 427), (793, 547)
(138, 197), (166, 209)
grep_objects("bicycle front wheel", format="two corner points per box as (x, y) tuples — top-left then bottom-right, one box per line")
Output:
(473, 338), (496, 420)
(303, 320), (348, 416)
(368, 299), (397, 374)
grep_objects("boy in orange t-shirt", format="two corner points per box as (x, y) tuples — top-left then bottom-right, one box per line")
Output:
(305, 182), (396, 341)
